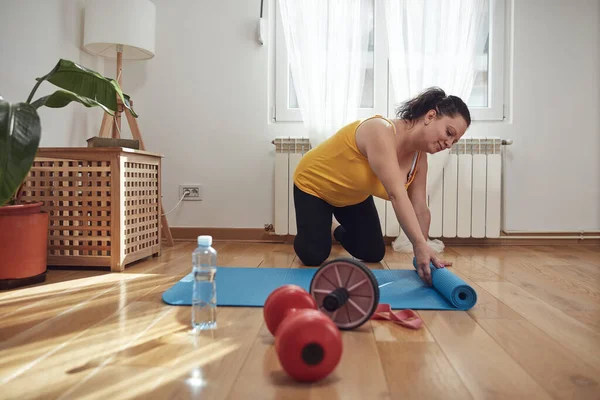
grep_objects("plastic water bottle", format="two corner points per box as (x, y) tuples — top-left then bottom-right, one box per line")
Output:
(192, 235), (217, 331)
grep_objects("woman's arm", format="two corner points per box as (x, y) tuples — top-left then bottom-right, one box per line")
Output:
(355, 119), (443, 285)
(407, 154), (431, 239)
(407, 155), (453, 269)
(355, 119), (427, 249)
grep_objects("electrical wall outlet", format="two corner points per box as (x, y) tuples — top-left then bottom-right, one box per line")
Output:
(180, 184), (202, 201)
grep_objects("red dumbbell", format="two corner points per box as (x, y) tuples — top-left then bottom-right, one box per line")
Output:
(263, 284), (342, 383)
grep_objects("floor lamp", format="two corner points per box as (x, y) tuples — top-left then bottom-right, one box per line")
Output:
(83, 0), (174, 246)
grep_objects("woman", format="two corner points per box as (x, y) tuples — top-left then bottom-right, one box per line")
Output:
(292, 87), (471, 286)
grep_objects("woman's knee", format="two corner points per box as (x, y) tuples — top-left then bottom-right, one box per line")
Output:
(361, 241), (385, 263)
(294, 238), (330, 266)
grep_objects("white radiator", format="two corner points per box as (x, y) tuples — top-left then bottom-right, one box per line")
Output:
(273, 137), (507, 239)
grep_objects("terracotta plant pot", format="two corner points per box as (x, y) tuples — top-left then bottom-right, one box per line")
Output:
(0, 202), (49, 290)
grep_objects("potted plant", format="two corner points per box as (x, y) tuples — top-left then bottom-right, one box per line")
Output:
(0, 59), (136, 289)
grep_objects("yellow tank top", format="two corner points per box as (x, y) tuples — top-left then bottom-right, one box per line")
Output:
(293, 115), (421, 207)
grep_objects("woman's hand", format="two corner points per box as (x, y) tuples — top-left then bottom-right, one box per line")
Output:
(413, 241), (452, 285)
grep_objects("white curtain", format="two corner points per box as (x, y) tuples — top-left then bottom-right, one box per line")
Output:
(383, 0), (488, 252)
(278, 0), (372, 147)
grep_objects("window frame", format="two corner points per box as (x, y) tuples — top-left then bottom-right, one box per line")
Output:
(468, 0), (506, 121)
(274, 0), (506, 122)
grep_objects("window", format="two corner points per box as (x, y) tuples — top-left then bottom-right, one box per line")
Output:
(274, 0), (505, 122)
(463, 0), (506, 120)
(275, 0), (386, 121)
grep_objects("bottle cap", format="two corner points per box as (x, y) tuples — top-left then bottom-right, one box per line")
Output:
(197, 235), (212, 247)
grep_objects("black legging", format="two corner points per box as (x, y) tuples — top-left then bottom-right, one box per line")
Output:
(293, 184), (385, 266)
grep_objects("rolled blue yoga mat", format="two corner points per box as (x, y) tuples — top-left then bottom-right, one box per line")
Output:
(413, 258), (477, 309)
(162, 257), (477, 311)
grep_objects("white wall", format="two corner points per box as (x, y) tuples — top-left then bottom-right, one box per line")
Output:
(104, 0), (276, 229)
(0, 0), (104, 147)
(1, 0), (598, 233)
(466, 0), (600, 232)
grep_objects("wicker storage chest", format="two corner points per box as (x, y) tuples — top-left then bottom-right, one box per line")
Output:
(19, 147), (163, 272)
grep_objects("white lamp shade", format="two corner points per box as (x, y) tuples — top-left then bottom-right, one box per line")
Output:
(83, 0), (156, 60)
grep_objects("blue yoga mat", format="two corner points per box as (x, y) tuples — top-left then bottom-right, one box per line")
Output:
(162, 259), (477, 311)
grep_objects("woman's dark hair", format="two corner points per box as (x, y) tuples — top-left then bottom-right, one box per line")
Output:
(395, 87), (471, 127)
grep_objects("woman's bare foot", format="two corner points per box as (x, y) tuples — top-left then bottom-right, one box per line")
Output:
(331, 216), (341, 239)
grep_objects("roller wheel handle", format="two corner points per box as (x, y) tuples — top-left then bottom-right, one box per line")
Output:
(263, 284), (342, 383)
(323, 287), (350, 312)
(310, 257), (380, 330)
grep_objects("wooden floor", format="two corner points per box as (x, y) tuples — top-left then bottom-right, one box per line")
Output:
(1, 241), (599, 399)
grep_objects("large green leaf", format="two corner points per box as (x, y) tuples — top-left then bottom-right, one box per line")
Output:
(30, 89), (115, 115)
(27, 59), (138, 117)
(0, 100), (41, 206)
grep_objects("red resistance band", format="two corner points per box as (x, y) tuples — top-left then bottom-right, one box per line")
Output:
(370, 303), (423, 330)
(369, 262), (451, 329)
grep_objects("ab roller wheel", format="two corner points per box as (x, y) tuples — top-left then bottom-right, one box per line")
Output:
(263, 257), (380, 382)
(309, 257), (380, 330)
